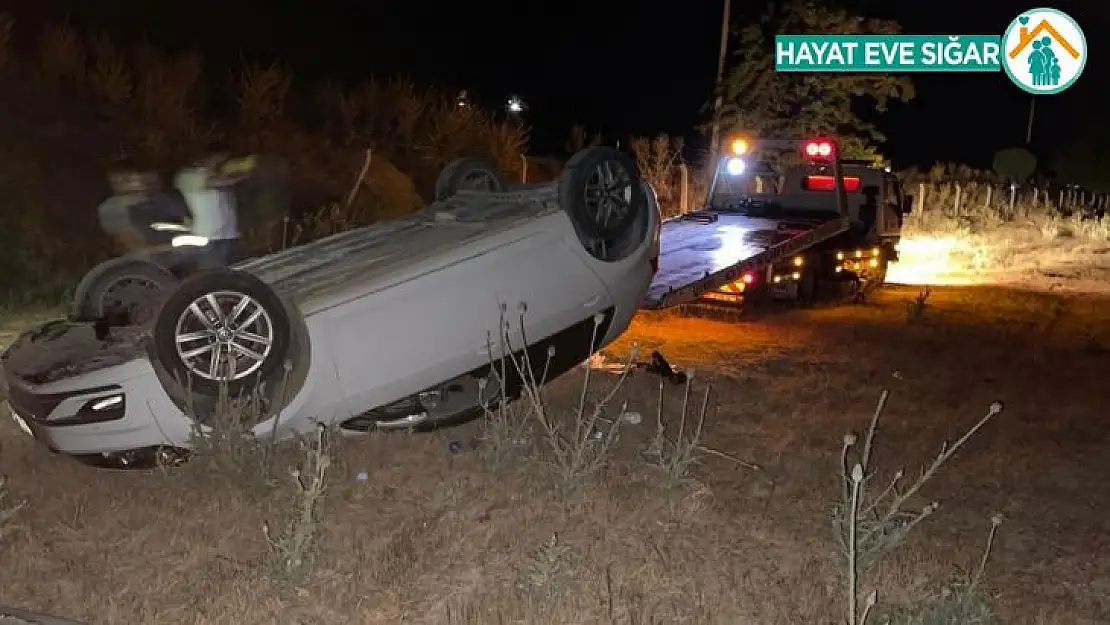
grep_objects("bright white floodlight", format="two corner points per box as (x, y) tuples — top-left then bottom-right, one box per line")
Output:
(724, 157), (746, 176)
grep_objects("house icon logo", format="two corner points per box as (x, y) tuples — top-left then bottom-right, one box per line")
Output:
(1002, 8), (1087, 94)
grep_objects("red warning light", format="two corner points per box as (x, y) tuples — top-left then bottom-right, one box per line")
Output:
(804, 140), (834, 159)
(804, 175), (861, 192)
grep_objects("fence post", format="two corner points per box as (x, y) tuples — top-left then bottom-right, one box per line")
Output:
(1008, 184), (1016, 217)
(1058, 189), (1065, 212)
(984, 185), (992, 209)
(954, 183), (962, 215)
(679, 164), (689, 213)
(918, 183), (926, 212)
(521, 155), (528, 183)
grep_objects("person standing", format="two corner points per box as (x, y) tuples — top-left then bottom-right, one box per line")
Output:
(97, 159), (189, 253)
(97, 161), (149, 254)
(175, 141), (250, 270)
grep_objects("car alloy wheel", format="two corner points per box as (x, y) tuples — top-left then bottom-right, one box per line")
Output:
(172, 290), (275, 381)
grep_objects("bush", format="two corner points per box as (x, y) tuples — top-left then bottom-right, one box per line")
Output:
(0, 12), (528, 303)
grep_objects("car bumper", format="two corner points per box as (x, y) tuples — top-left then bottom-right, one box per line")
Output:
(3, 358), (192, 456)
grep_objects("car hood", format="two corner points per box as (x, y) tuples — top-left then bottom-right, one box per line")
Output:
(1, 318), (149, 386)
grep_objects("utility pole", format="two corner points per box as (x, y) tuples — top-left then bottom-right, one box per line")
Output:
(1025, 96), (1036, 144)
(706, 0), (733, 173)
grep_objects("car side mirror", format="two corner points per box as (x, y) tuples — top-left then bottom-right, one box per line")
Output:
(901, 195), (914, 214)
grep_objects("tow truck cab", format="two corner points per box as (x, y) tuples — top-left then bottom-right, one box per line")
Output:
(699, 138), (914, 305)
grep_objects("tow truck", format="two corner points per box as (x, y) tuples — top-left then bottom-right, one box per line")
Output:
(642, 136), (914, 309)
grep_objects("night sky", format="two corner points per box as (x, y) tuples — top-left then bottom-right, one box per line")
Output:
(6, 0), (1107, 170)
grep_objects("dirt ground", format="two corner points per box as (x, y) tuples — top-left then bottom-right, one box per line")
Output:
(1, 277), (1108, 624)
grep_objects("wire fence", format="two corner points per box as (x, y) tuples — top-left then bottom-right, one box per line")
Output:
(637, 163), (1110, 222)
(906, 180), (1108, 219)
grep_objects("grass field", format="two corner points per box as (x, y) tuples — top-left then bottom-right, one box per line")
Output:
(2, 278), (1108, 624)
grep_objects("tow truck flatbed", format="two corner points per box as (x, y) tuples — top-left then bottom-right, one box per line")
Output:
(642, 211), (851, 309)
(639, 134), (911, 310)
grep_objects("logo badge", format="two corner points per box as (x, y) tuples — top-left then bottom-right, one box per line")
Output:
(1002, 8), (1087, 94)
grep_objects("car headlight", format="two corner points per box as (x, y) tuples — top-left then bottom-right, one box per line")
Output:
(171, 235), (209, 247)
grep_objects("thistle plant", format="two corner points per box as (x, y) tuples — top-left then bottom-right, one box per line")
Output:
(834, 391), (1004, 624)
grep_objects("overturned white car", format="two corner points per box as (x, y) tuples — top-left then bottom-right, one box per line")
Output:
(1, 147), (660, 466)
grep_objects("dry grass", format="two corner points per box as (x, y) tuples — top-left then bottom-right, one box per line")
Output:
(0, 474), (23, 543)
(892, 184), (1110, 294)
(3, 283), (1110, 623)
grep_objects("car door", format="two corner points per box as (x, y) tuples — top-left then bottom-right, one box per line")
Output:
(321, 223), (608, 414)
(476, 224), (611, 359)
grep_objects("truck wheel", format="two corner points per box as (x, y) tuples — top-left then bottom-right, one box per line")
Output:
(435, 157), (509, 200)
(560, 147), (645, 240)
(72, 258), (180, 325)
(152, 268), (293, 397)
(873, 254), (890, 286)
(796, 251), (822, 306)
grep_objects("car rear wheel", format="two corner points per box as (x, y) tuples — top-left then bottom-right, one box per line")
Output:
(559, 146), (649, 261)
(72, 258), (180, 324)
(152, 268), (293, 397)
(435, 157), (510, 200)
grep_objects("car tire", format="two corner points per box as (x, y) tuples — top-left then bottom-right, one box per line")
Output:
(152, 268), (293, 397)
(560, 147), (646, 240)
(71, 258), (180, 325)
(559, 147), (650, 262)
(434, 157), (509, 200)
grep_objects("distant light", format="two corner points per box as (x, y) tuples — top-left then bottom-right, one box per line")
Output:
(456, 90), (470, 108)
(730, 138), (749, 155)
(724, 157), (746, 176)
(507, 95), (525, 113)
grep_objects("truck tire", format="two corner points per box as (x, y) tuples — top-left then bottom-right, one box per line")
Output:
(797, 252), (821, 306)
(152, 268), (293, 397)
(71, 258), (180, 325)
(872, 251), (890, 287)
(434, 157), (509, 200)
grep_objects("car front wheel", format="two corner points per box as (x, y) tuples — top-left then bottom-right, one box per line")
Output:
(152, 268), (294, 397)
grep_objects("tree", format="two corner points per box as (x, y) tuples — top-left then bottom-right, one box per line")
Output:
(565, 123), (603, 154)
(719, 1), (914, 161)
(992, 147), (1036, 184)
(1049, 132), (1110, 192)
